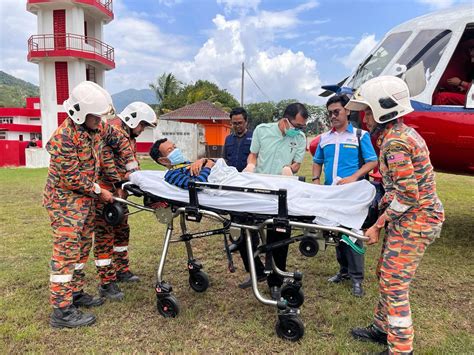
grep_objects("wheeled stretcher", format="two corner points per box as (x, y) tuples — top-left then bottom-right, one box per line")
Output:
(103, 170), (371, 341)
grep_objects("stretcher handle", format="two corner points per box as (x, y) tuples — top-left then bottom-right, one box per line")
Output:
(259, 218), (369, 242)
(113, 197), (155, 212)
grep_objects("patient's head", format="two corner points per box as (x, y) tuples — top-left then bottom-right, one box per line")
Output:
(150, 138), (187, 167)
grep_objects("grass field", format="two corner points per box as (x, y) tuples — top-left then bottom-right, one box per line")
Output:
(1, 155), (473, 353)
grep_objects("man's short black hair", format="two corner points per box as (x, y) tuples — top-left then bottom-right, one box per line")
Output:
(283, 102), (308, 121)
(149, 138), (168, 164)
(326, 94), (350, 108)
(229, 107), (248, 121)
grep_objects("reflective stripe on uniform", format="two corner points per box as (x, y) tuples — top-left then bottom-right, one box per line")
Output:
(50, 274), (73, 283)
(125, 160), (139, 171)
(95, 259), (112, 266)
(75, 263), (85, 270)
(389, 198), (411, 213)
(388, 315), (412, 328)
(114, 246), (128, 252)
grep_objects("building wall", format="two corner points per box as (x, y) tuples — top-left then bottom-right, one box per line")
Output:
(154, 121), (206, 161)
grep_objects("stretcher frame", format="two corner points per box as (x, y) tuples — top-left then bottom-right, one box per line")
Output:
(105, 180), (368, 341)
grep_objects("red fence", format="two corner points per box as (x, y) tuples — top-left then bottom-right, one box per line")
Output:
(0, 141), (43, 167)
(28, 33), (114, 64)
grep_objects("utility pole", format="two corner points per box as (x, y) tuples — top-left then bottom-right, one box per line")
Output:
(241, 62), (244, 106)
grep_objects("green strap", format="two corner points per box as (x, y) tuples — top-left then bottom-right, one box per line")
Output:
(341, 234), (366, 255)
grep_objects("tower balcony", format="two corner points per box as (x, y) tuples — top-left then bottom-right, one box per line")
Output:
(28, 33), (115, 70)
(27, 0), (114, 22)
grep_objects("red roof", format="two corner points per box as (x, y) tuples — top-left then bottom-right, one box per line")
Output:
(160, 101), (229, 121)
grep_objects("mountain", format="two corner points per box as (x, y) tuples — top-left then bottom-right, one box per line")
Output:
(111, 88), (158, 112)
(0, 71), (40, 107)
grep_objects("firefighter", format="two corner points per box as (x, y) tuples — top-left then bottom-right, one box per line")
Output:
(44, 81), (139, 328)
(346, 76), (445, 354)
(94, 102), (157, 300)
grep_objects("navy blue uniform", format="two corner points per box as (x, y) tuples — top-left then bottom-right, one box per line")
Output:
(223, 130), (265, 278)
(223, 130), (253, 172)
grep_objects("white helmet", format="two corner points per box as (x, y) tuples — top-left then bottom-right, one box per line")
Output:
(345, 76), (414, 124)
(63, 81), (115, 125)
(118, 101), (157, 129)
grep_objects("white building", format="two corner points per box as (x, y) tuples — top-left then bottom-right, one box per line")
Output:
(27, 0), (115, 166)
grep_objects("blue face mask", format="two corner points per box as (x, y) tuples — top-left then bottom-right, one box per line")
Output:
(167, 148), (185, 165)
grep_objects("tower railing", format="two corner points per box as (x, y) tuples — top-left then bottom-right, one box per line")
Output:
(28, 33), (114, 64)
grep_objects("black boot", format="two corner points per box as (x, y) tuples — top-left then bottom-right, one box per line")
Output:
(352, 282), (364, 297)
(327, 273), (350, 283)
(116, 270), (140, 283)
(351, 324), (388, 345)
(99, 282), (124, 301)
(72, 290), (105, 307)
(50, 305), (96, 329)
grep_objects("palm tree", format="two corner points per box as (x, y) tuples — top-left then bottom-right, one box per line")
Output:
(149, 73), (182, 112)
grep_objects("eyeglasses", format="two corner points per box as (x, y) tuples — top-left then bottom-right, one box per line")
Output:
(327, 109), (342, 117)
(288, 119), (306, 131)
(231, 121), (245, 126)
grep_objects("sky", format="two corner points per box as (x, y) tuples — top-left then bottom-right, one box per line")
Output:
(0, 0), (471, 104)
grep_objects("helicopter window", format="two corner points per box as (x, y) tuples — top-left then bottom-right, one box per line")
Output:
(349, 31), (411, 88)
(397, 29), (452, 82)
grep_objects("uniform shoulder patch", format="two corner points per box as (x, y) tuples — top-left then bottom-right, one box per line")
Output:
(387, 153), (405, 164)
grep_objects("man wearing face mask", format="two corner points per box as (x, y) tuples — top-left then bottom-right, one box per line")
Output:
(312, 94), (377, 297)
(149, 138), (216, 188)
(242, 103), (308, 300)
(94, 102), (158, 301)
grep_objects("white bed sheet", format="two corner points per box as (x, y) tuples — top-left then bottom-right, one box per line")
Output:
(129, 159), (376, 229)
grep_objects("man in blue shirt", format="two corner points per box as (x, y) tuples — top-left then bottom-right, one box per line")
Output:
(223, 107), (253, 172)
(223, 107), (267, 289)
(312, 95), (377, 297)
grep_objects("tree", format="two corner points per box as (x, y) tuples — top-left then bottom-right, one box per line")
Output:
(160, 80), (239, 113)
(245, 101), (277, 128)
(149, 73), (182, 113)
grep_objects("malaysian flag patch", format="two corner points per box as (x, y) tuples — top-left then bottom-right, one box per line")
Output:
(387, 153), (405, 163)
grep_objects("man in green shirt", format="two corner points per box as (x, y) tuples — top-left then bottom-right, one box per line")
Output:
(243, 103), (308, 300)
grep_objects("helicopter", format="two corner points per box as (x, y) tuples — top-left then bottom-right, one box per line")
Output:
(320, 5), (474, 175)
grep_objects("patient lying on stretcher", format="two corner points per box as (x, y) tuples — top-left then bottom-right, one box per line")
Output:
(147, 138), (376, 230)
(149, 138), (217, 188)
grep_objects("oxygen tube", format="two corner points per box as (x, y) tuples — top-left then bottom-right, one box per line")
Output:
(341, 234), (366, 255)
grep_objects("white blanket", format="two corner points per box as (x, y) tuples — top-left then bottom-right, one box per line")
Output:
(129, 159), (376, 229)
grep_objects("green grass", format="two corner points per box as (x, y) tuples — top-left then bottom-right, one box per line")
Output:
(1, 155), (473, 353)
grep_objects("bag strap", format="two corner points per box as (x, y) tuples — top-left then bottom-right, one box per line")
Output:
(356, 129), (369, 180)
(356, 129), (364, 168)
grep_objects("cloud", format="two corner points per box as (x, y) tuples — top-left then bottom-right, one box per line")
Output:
(0, 0), (39, 84)
(416, 0), (456, 9)
(217, 0), (261, 15)
(339, 34), (377, 71)
(158, 0), (182, 7)
(175, 12), (322, 104)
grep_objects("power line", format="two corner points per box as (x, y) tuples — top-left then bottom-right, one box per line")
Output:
(244, 67), (272, 102)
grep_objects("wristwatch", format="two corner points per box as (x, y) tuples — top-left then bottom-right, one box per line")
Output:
(312, 176), (320, 181)
(93, 183), (102, 195)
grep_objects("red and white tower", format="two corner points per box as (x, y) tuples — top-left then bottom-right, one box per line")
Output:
(26, 0), (115, 165)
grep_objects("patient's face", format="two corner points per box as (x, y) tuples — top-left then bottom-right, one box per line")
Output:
(159, 140), (176, 158)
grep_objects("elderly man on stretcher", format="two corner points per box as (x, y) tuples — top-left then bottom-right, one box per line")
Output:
(143, 138), (376, 235)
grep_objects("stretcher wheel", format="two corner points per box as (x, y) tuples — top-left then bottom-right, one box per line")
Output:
(157, 295), (180, 318)
(275, 316), (305, 341)
(299, 238), (319, 257)
(281, 284), (305, 308)
(103, 202), (124, 226)
(189, 271), (209, 293)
